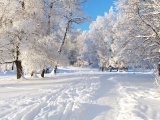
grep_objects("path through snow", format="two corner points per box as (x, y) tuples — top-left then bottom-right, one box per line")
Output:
(0, 71), (160, 120)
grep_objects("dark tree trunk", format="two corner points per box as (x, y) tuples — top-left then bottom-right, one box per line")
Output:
(31, 71), (34, 77)
(12, 62), (14, 70)
(41, 69), (45, 78)
(15, 60), (23, 79)
(54, 65), (57, 75)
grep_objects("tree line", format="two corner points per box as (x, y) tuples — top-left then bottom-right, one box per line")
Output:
(0, 0), (159, 79)
(82, 0), (159, 72)
(0, 0), (87, 79)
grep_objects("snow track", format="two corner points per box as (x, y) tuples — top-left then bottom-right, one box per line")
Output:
(0, 72), (160, 120)
(0, 74), (100, 120)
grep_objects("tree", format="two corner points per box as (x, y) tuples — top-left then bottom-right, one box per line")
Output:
(0, 0), (47, 79)
(49, 0), (88, 74)
(112, 0), (160, 69)
(0, 0), (88, 78)
(57, 0), (88, 53)
(83, 7), (116, 69)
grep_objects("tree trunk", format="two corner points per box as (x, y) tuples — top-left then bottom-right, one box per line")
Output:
(31, 71), (34, 77)
(118, 68), (120, 72)
(15, 60), (23, 79)
(41, 69), (45, 78)
(12, 62), (14, 70)
(54, 65), (57, 75)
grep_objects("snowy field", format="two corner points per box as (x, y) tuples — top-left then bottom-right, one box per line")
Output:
(0, 68), (160, 120)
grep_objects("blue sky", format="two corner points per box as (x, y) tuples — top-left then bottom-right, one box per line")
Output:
(77, 0), (115, 31)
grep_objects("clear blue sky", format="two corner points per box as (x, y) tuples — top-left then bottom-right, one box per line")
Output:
(77, 0), (116, 31)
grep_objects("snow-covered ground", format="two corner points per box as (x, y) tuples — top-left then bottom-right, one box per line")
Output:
(0, 68), (160, 120)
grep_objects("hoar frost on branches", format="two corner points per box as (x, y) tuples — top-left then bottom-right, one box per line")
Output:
(112, 0), (160, 69)
(0, 0), (88, 79)
(83, 7), (116, 69)
(82, 0), (159, 71)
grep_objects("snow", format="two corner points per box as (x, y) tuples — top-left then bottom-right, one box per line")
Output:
(0, 68), (160, 120)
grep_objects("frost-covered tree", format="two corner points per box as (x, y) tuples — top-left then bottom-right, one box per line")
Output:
(48, 0), (88, 74)
(0, 0), (88, 79)
(73, 31), (88, 67)
(63, 29), (81, 65)
(137, 0), (160, 65)
(57, 0), (88, 53)
(0, 0), (47, 79)
(83, 7), (116, 69)
(83, 32), (99, 67)
(112, 0), (160, 69)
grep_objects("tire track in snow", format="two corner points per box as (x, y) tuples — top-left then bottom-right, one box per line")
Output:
(0, 74), (100, 120)
(21, 103), (47, 120)
(1, 77), (79, 120)
(42, 74), (100, 120)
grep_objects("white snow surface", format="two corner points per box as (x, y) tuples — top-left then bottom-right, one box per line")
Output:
(0, 68), (160, 120)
